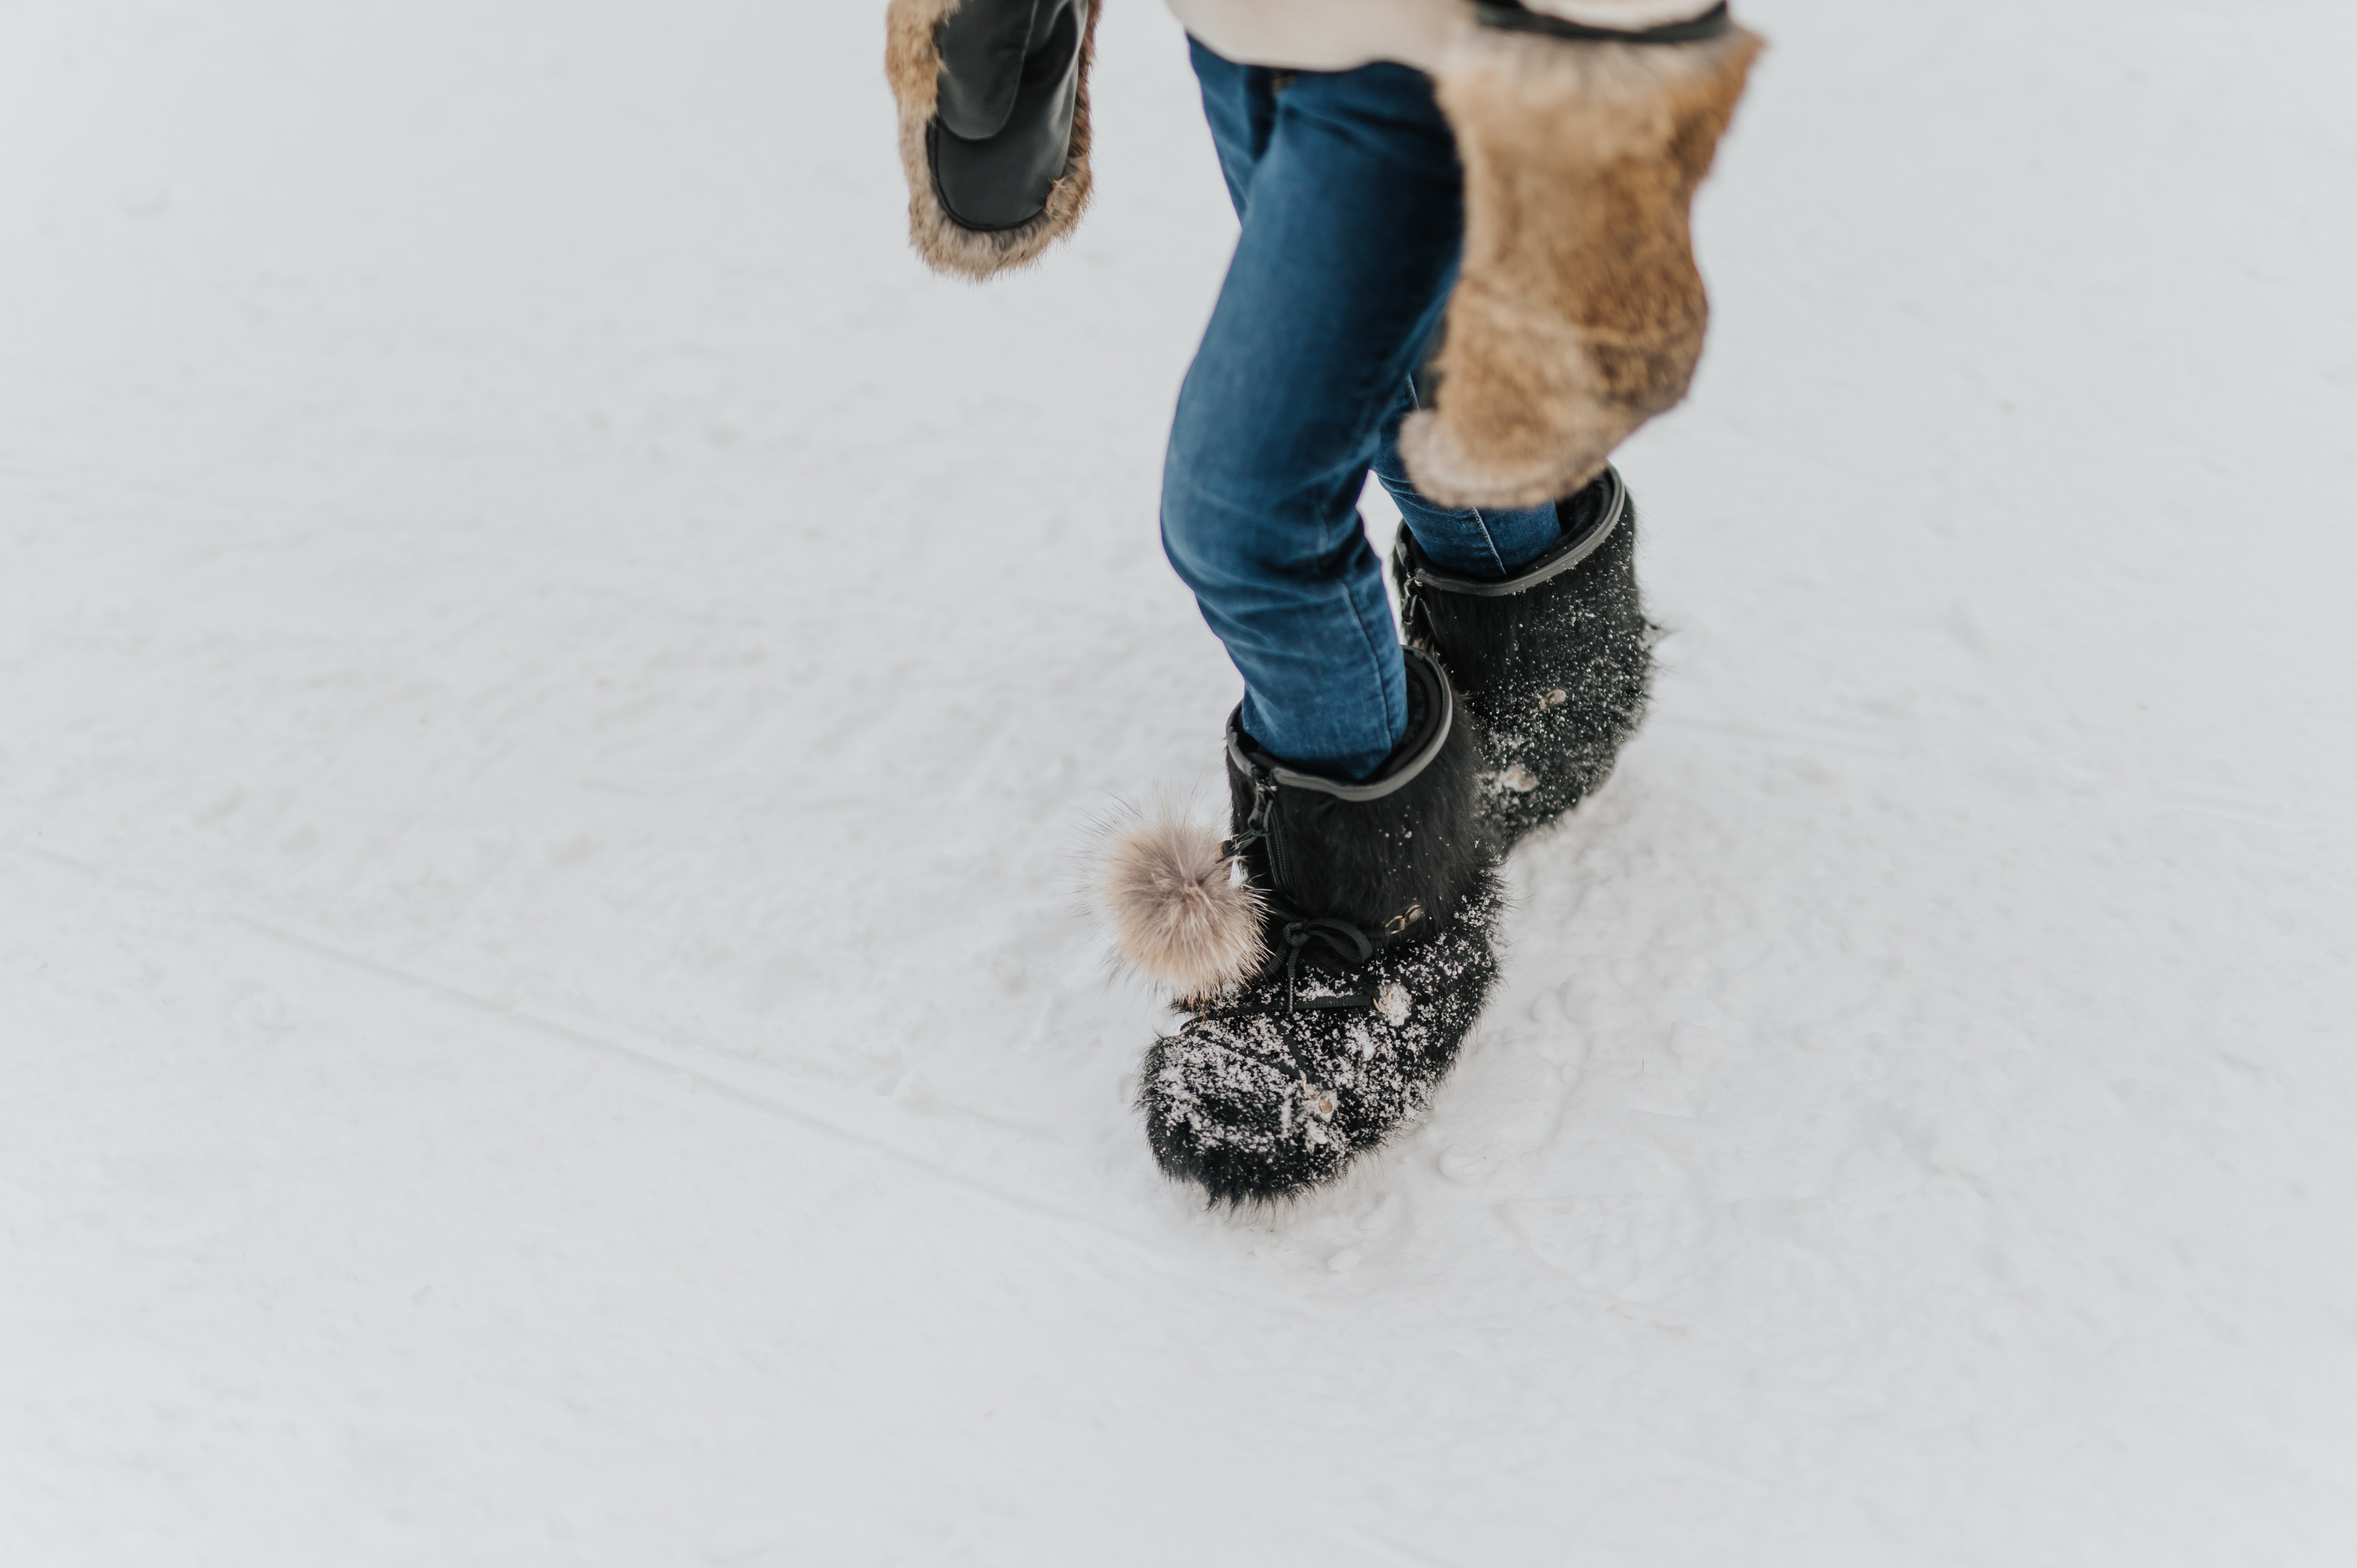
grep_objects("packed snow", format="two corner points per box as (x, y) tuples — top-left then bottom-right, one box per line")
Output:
(5, 1), (2354, 1562)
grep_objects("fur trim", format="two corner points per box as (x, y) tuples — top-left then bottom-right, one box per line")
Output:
(1098, 805), (1265, 1000)
(1400, 24), (1762, 508)
(884, 0), (1100, 281)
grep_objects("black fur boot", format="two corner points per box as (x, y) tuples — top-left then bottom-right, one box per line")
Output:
(1393, 464), (1653, 846)
(1105, 649), (1503, 1204)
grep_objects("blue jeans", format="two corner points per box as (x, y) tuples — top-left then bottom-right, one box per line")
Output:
(1161, 41), (1562, 781)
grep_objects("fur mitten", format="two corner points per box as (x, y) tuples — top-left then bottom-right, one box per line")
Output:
(885, 0), (1100, 280)
(1400, 9), (1763, 508)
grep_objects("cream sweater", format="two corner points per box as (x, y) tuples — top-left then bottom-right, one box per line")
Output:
(1161, 0), (1723, 72)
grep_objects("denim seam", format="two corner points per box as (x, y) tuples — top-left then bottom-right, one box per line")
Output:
(1405, 369), (1510, 578)
(1471, 507), (1507, 576)
(1348, 571), (1410, 776)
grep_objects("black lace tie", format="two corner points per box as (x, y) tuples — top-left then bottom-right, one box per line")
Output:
(1272, 916), (1376, 1015)
(1188, 910), (1383, 1021)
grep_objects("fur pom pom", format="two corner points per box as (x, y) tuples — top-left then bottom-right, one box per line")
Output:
(1097, 807), (1265, 1000)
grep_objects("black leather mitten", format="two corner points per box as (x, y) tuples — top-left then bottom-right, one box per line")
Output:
(886, 0), (1099, 279)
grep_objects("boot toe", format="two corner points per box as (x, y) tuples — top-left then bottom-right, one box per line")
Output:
(1136, 902), (1501, 1204)
(1139, 1021), (1353, 1204)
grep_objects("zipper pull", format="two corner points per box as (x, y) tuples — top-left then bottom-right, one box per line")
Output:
(1224, 768), (1277, 864)
(1247, 765), (1292, 898)
(1393, 535), (1429, 648)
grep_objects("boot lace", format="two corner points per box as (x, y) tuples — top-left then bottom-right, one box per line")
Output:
(1194, 907), (1378, 1019)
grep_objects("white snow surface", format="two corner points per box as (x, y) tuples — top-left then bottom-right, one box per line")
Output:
(5, 1), (2355, 1563)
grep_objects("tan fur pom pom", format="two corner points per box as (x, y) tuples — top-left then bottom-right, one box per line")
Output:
(1097, 807), (1265, 1001)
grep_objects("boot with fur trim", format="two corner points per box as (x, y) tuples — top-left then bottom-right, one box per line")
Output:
(1395, 464), (1652, 845)
(1103, 649), (1503, 1203)
(1398, 6), (1762, 509)
(885, 0), (1099, 280)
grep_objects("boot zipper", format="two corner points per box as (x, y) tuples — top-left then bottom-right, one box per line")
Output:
(1393, 534), (1431, 651)
(1245, 765), (1293, 899)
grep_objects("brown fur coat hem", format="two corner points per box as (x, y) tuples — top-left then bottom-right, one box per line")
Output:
(1400, 23), (1764, 508)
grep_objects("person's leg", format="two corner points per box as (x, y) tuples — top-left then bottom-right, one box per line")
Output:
(1372, 374), (1563, 580)
(1161, 50), (1465, 781)
(1123, 44), (1533, 1205)
(1190, 39), (1560, 591)
(1187, 38), (1278, 220)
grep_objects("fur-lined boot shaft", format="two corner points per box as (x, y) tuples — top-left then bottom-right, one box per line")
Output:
(1398, 14), (1762, 508)
(1218, 648), (1492, 943)
(1123, 648), (1505, 1203)
(885, 0), (1099, 279)
(1397, 465), (1653, 843)
(1099, 647), (1488, 1001)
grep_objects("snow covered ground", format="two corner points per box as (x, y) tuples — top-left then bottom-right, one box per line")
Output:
(5, 0), (2354, 1561)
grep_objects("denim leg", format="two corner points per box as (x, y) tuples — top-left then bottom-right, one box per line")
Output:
(1188, 39), (1279, 219)
(1162, 52), (1466, 780)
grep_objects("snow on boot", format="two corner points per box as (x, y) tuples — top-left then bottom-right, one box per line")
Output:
(1393, 464), (1651, 845)
(1104, 648), (1503, 1204)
